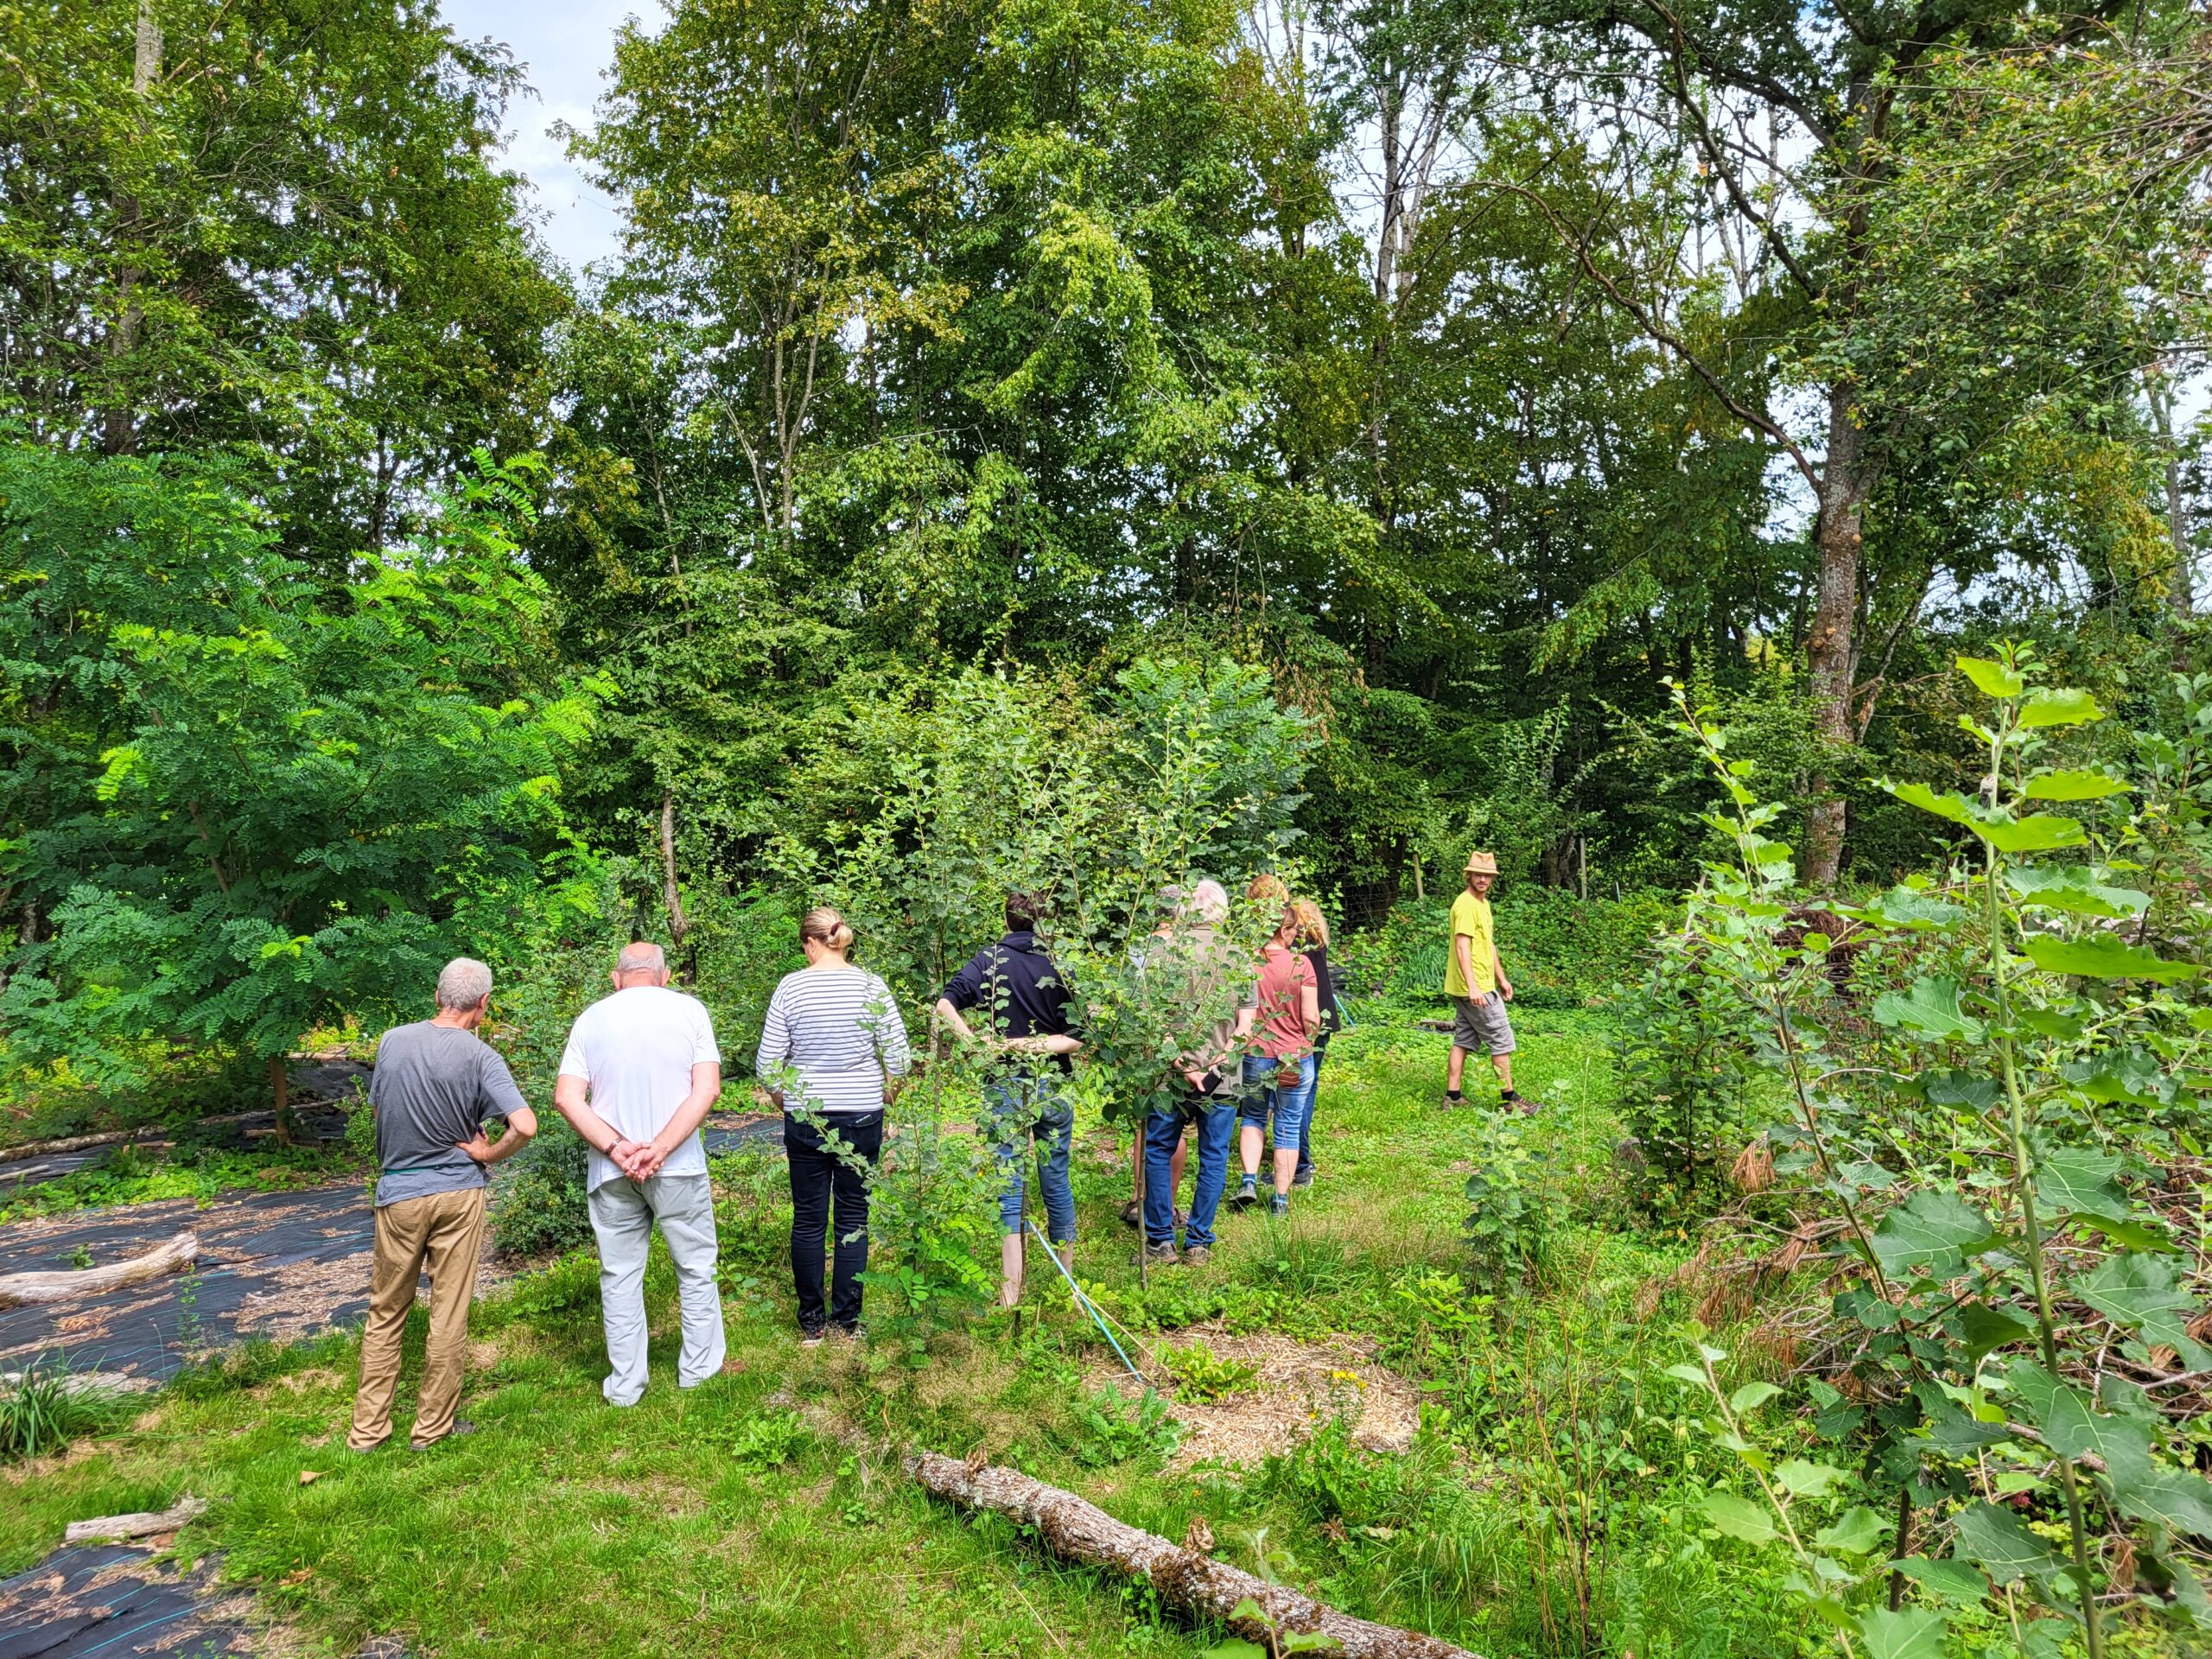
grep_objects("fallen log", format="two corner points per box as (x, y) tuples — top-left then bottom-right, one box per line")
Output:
(65, 1493), (207, 1543)
(0, 1231), (198, 1309)
(909, 1450), (1481, 1659)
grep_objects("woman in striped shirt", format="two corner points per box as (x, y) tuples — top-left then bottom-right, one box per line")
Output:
(757, 907), (912, 1342)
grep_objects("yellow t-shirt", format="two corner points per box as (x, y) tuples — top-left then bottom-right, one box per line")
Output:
(1444, 892), (1496, 996)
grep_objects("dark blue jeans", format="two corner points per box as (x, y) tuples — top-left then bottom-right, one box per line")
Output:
(986, 1069), (1076, 1243)
(785, 1111), (881, 1332)
(1144, 1090), (1236, 1249)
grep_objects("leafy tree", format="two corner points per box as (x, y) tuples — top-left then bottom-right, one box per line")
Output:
(0, 447), (604, 1133)
(0, 0), (565, 562)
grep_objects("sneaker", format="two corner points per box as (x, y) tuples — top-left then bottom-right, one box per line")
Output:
(1132, 1242), (1179, 1268)
(799, 1325), (827, 1348)
(411, 1419), (475, 1450)
(1291, 1165), (1314, 1190)
(1502, 1090), (1536, 1116)
(1441, 1090), (1465, 1109)
(1268, 1194), (1290, 1218)
(830, 1323), (866, 1343)
(1230, 1177), (1260, 1210)
(1183, 1244), (1212, 1266)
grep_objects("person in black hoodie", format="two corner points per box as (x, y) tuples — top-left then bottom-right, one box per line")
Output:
(935, 892), (1082, 1306)
(1290, 899), (1339, 1189)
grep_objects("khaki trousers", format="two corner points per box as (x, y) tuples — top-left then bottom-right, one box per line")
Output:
(348, 1185), (487, 1450)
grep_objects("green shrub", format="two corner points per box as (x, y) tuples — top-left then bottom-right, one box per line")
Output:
(492, 1122), (594, 1258)
(505, 1247), (601, 1319)
(729, 1408), (808, 1471)
(1161, 1338), (1256, 1402)
(1332, 889), (1677, 1015)
(1066, 1384), (1182, 1467)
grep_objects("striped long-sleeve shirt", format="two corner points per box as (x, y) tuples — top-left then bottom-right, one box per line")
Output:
(756, 965), (912, 1116)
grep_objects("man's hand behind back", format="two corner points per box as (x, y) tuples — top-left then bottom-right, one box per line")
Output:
(455, 1132), (499, 1164)
(616, 1139), (666, 1182)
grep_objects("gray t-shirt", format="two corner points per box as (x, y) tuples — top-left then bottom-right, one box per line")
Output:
(370, 1021), (530, 1207)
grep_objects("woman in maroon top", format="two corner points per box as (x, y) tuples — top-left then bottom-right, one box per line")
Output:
(1230, 905), (1321, 1216)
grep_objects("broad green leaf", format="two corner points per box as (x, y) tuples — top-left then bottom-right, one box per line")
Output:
(1872, 1189), (1998, 1277)
(1844, 887), (1967, 931)
(1729, 1382), (1782, 1414)
(2113, 1467), (2212, 1540)
(1278, 1636), (1341, 1656)
(1199, 1642), (1268, 1659)
(1700, 1491), (1777, 1544)
(1922, 1070), (1999, 1110)
(2074, 1255), (2211, 1368)
(2021, 769), (2130, 802)
(2033, 1148), (2124, 1217)
(2022, 933), (2198, 983)
(1815, 1506), (1889, 1555)
(1967, 814), (2089, 853)
(2017, 688), (2105, 728)
(2007, 866), (2149, 918)
(1950, 1502), (2066, 1585)
(1857, 1606), (1948, 1659)
(1891, 1556), (1992, 1606)
(1662, 1363), (1709, 1388)
(1776, 1459), (1847, 1498)
(1955, 656), (2024, 698)
(1887, 781), (1975, 824)
(2064, 1047), (2171, 1107)
(2073, 1213), (2177, 1253)
(1955, 1301), (2035, 1368)
(2006, 1362), (2153, 1484)
(1872, 977), (1985, 1042)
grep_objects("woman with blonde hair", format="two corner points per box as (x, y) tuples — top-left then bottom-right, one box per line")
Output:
(1289, 899), (1339, 1188)
(757, 906), (911, 1343)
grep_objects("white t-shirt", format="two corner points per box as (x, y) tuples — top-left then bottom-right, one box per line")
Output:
(557, 985), (721, 1192)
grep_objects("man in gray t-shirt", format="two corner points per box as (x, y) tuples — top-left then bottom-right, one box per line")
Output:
(349, 958), (538, 1452)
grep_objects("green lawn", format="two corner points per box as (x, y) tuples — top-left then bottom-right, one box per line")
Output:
(3, 1015), (1810, 1658)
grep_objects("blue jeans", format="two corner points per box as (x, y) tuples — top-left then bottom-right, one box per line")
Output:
(986, 1070), (1076, 1243)
(1144, 1091), (1236, 1249)
(1296, 1039), (1329, 1178)
(1236, 1052), (1317, 1154)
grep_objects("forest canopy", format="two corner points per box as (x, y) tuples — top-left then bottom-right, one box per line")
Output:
(3, 0), (2209, 1049)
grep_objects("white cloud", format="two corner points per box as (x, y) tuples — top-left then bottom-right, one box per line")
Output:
(441, 0), (652, 275)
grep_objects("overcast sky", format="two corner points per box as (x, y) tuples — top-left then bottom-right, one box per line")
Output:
(440, 0), (643, 275)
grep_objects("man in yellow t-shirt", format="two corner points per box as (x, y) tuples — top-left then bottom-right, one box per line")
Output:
(1443, 851), (1529, 1113)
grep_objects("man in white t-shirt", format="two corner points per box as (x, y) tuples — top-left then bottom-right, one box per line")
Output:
(555, 941), (726, 1404)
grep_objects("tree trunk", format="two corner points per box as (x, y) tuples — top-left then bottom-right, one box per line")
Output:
(102, 0), (162, 456)
(269, 1053), (295, 1147)
(659, 790), (690, 944)
(2151, 375), (2193, 619)
(1802, 386), (1872, 889)
(908, 1452), (1482, 1659)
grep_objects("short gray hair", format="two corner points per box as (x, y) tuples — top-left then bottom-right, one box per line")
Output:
(615, 941), (666, 976)
(435, 957), (493, 1011)
(1188, 880), (1230, 924)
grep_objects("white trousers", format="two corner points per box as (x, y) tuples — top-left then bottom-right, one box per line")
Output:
(588, 1173), (727, 1406)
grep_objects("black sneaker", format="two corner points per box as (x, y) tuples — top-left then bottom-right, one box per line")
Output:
(1291, 1165), (1314, 1190)
(1268, 1194), (1290, 1218)
(1230, 1178), (1260, 1210)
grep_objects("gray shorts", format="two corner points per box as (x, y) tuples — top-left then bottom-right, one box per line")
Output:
(1452, 993), (1516, 1056)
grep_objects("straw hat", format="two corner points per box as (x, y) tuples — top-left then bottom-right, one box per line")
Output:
(1463, 850), (1499, 875)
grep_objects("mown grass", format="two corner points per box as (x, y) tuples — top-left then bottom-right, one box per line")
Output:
(3, 1013), (1806, 1657)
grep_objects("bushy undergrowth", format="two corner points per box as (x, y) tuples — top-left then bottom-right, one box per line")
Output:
(1332, 887), (1677, 1014)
